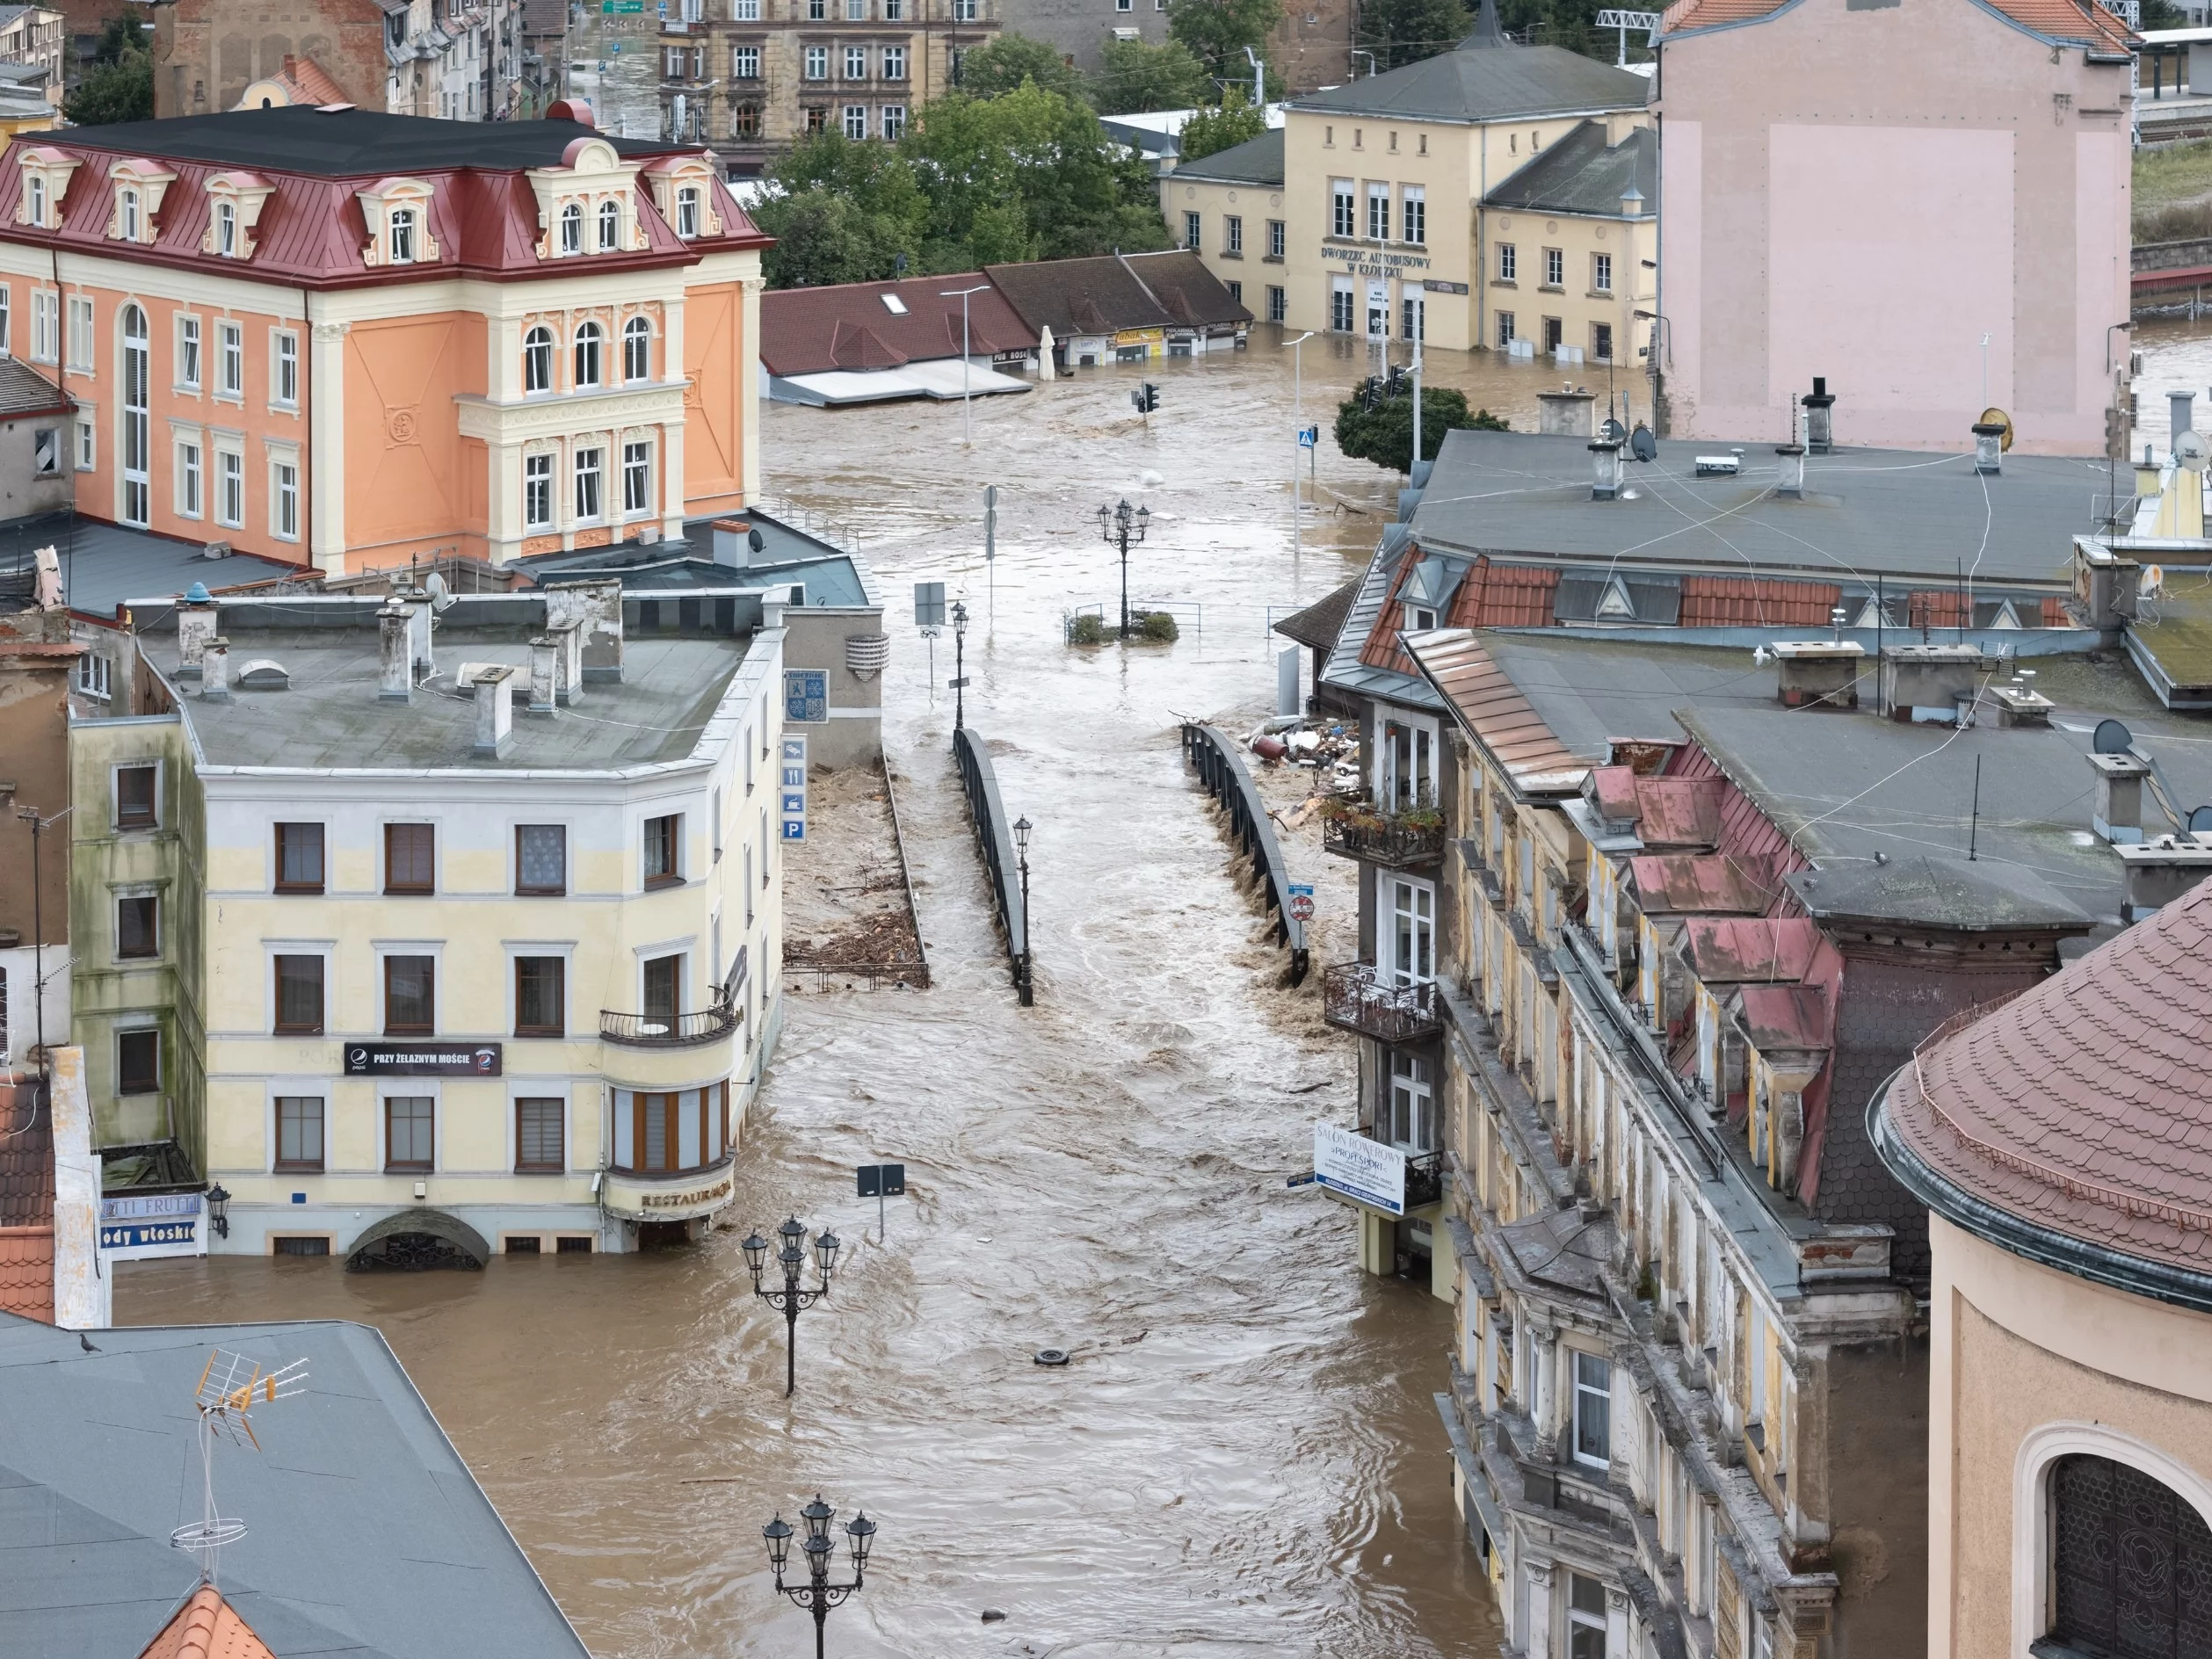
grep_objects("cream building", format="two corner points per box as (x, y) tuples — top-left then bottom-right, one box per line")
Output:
(1273, 11), (1650, 355)
(1161, 128), (1287, 322)
(71, 580), (793, 1261)
(1875, 882), (2212, 1659)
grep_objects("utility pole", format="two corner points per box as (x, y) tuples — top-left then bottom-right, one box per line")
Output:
(983, 483), (997, 626)
(940, 284), (989, 446)
(1288, 330), (1313, 559)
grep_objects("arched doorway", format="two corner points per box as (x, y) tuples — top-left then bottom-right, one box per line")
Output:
(2049, 1453), (2212, 1658)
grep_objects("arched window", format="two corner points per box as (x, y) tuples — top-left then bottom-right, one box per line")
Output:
(215, 199), (236, 256)
(2049, 1454), (2212, 1658)
(597, 199), (620, 251)
(389, 206), (417, 264)
(523, 325), (553, 394)
(119, 187), (140, 242)
(120, 304), (149, 528)
(573, 321), (603, 388)
(559, 201), (583, 255)
(622, 316), (650, 382)
(675, 185), (700, 239)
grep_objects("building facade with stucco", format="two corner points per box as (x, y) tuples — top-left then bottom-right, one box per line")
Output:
(1875, 883), (2212, 1659)
(1655, 0), (2136, 453)
(0, 104), (765, 576)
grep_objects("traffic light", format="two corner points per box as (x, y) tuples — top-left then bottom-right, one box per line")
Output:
(1130, 382), (1159, 414)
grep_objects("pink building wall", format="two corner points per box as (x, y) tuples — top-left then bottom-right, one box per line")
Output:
(1657, 0), (2134, 455)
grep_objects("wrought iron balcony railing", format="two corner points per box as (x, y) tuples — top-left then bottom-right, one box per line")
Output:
(1321, 798), (1446, 868)
(1356, 1124), (1444, 1209)
(1323, 963), (1442, 1044)
(599, 1004), (739, 1047)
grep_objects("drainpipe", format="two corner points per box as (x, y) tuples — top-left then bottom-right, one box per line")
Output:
(1476, 125), (1488, 352)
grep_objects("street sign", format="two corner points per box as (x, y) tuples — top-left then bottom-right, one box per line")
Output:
(1296, 425), (1319, 449)
(784, 668), (827, 724)
(600, 2), (643, 13)
(948, 676), (970, 690)
(858, 1163), (907, 1239)
(914, 580), (946, 630)
(780, 735), (808, 842)
(1287, 881), (1315, 923)
(1312, 1121), (1406, 1216)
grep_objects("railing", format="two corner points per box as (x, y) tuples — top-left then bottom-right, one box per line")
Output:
(1180, 722), (1309, 984)
(1323, 962), (1440, 1042)
(1354, 1124), (1444, 1209)
(954, 725), (1033, 1005)
(600, 1004), (739, 1047)
(1322, 798), (1447, 867)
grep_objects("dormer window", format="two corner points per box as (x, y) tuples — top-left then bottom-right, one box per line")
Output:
(353, 177), (439, 268)
(26, 175), (43, 227)
(201, 170), (273, 260)
(389, 207), (417, 263)
(103, 158), (174, 246)
(119, 187), (139, 241)
(18, 149), (80, 233)
(560, 201), (583, 255)
(676, 185), (700, 238)
(597, 199), (619, 250)
(215, 200), (236, 255)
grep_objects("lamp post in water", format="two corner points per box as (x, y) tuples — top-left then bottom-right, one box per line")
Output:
(951, 598), (970, 734)
(763, 1495), (876, 1659)
(1013, 814), (1033, 1005)
(1094, 497), (1150, 641)
(742, 1215), (840, 1396)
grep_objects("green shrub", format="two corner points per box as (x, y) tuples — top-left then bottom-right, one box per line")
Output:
(1068, 612), (1107, 645)
(1139, 610), (1180, 642)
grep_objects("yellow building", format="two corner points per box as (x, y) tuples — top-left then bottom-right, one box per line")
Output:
(72, 580), (794, 1261)
(1161, 129), (1287, 322)
(1271, 14), (1651, 356)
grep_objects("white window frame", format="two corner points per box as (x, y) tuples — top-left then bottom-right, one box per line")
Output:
(76, 649), (110, 697)
(214, 199), (237, 257)
(1498, 241), (1517, 282)
(217, 320), (243, 399)
(65, 293), (91, 372)
(176, 437), (202, 518)
(272, 329), (298, 409)
(523, 450), (554, 530)
(389, 206), (418, 264)
(1571, 1350), (1612, 1468)
(1593, 251), (1613, 293)
(573, 321), (604, 388)
(1331, 178), (1353, 239)
(1223, 214), (1241, 256)
(176, 314), (200, 391)
(1379, 713), (1438, 810)
(597, 198), (620, 251)
(559, 201), (583, 255)
(1545, 245), (1564, 287)
(1403, 185), (1425, 246)
(271, 451), (300, 540)
(621, 438), (652, 516)
(676, 186), (701, 237)
(843, 104), (867, 140)
(31, 288), (55, 364)
(215, 444), (243, 528)
(733, 44), (759, 76)
(1385, 1049), (1432, 1152)
(1566, 1571), (1610, 1658)
(1366, 181), (1389, 242)
(0, 284), (11, 357)
(73, 414), (93, 471)
(882, 44), (905, 79)
(881, 105), (906, 142)
(573, 445), (605, 523)
(622, 315), (651, 382)
(803, 44), (828, 79)
(844, 43), (867, 78)
(1386, 875), (1435, 988)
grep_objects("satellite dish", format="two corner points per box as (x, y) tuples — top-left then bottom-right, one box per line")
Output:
(1599, 417), (1627, 444)
(749, 527), (765, 555)
(2189, 805), (2212, 833)
(2179, 431), (2210, 474)
(1629, 424), (1657, 463)
(424, 571), (457, 613)
(2143, 563), (2166, 600)
(1977, 407), (2014, 453)
(2092, 717), (2134, 754)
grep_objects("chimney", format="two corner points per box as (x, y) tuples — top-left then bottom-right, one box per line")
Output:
(177, 582), (218, 677)
(528, 635), (559, 715)
(473, 664), (515, 758)
(1774, 442), (1806, 498)
(1620, 185), (1643, 219)
(379, 604), (412, 701)
(542, 579), (624, 683)
(1802, 377), (1836, 454)
(2172, 390), (2196, 456)
(1972, 421), (2005, 475)
(1590, 436), (1624, 500)
(404, 594), (432, 675)
(1878, 643), (1983, 722)
(711, 517), (756, 569)
(2114, 836), (2212, 921)
(200, 636), (231, 700)
(553, 620), (581, 703)
(2087, 750), (2152, 844)
(1770, 640), (1862, 709)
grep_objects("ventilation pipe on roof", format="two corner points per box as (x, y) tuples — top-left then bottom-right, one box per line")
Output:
(1590, 435), (1624, 501)
(1774, 442), (1806, 499)
(1971, 421), (2005, 476)
(2172, 390), (2196, 458)
(1801, 378), (1836, 455)
(2087, 749), (2152, 844)
(528, 636), (559, 716)
(473, 664), (516, 759)
(199, 636), (230, 701)
(176, 588), (219, 678)
(378, 604), (412, 703)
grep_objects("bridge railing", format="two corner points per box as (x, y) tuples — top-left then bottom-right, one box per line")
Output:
(954, 726), (1033, 1006)
(1180, 723), (1309, 985)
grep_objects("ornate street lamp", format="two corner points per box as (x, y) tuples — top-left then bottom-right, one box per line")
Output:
(743, 1215), (841, 1396)
(205, 1182), (230, 1241)
(1012, 815), (1033, 1006)
(951, 598), (970, 735)
(1093, 498), (1150, 641)
(763, 1496), (877, 1659)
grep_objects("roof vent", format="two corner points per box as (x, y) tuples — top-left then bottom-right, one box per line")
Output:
(2114, 835), (2212, 922)
(1878, 643), (1983, 723)
(1693, 454), (1739, 478)
(1591, 437), (1624, 500)
(1802, 377), (1836, 454)
(234, 658), (290, 690)
(1972, 420), (2005, 475)
(316, 102), (355, 112)
(1774, 442), (1806, 498)
(1766, 640), (1862, 710)
(1988, 670), (2051, 728)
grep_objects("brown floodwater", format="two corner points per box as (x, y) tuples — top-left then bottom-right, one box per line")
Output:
(119, 335), (1525, 1658)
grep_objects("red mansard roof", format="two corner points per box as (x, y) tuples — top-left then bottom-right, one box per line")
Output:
(0, 108), (767, 287)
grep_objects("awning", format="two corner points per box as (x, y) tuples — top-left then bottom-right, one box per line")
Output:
(769, 360), (1033, 407)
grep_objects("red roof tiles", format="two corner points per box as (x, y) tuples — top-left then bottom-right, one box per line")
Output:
(1677, 576), (1839, 629)
(1888, 881), (2212, 1277)
(1448, 559), (1559, 629)
(1403, 628), (1588, 787)
(1682, 915), (1823, 982)
(758, 274), (1036, 377)
(140, 1585), (280, 1659)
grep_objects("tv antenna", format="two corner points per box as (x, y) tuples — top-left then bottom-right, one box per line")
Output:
(170, 1349), (310, 1586)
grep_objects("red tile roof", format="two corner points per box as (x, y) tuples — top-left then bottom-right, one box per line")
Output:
(1629, 851), (1780, 914)
(1677, 576), (1838, 629)
(256, 54), (350, 108)
(1447, 559), (1559, 629)
(1682, 915), (1823, 982)
(139, 1585), (280, 1659)
(758, 274), (1037, 377)
(0, 1083), (53, 1229)
(1888, 881), (2212, 1279)
(1630, 776), (1724, 848)
(1663, 0), (2133, 46)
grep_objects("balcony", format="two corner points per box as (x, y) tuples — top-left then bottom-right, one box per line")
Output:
(600, 1004), (739, 1047)
(1360, 1126), (1446, 1209)
(1323, 962), (1442, 1044)
(1321, 795), (1446, 868)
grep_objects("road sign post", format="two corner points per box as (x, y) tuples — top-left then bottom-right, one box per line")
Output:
(1287, 882), (1315, 924)
(856, 1163), (907, 1240)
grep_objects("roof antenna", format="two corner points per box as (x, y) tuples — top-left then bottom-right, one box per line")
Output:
(170, 1349), (310, 1588)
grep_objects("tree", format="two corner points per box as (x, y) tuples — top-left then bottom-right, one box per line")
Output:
(1176, 88), (1267, 163)
(67, 1), (152, 124)
(958, 33), (1086, 103)
(1334, 378), (1495, 475)
(1166, 0), (1282, 84)
(751, 132), (926, 287)
(1089, 37), (1211, 115)
(1353, 0), (1469, 71)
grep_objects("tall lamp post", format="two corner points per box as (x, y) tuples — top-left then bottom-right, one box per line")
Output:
(1287, 330), (1314, 559)
(940, 283), (990, 446)
(763, 1495), (877, 1659)
(1012, 815), (1033, 1005)
(1093, 498), (1150, 641)
(743, 1215), (841, 1396)
(950, 598), (969, 734)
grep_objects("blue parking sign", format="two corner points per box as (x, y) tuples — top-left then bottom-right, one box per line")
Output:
(782, 818), (806, 840)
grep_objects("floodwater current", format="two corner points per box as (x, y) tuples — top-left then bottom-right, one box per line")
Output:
(115, 335), (1585, 1657)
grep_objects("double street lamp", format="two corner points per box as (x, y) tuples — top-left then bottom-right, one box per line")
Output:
(1094, 498), (1150, 641)
(763, 1494), (877, 1659)
(743, 1215), (841, 1397)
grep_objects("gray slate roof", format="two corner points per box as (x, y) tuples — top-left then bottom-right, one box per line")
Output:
(25, 518), (302, 622)
(1287, 40), (1650, 123)
(1484, 120), (1653, 215)
(0, 356), (67, 419)
(1411, 428), (2112, 589)
(1168, 127), (1283, 186)
(0, 1313), (591, 1659)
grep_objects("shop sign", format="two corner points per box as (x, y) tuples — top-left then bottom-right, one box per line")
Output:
(99, 1192), (203, 1257)
(641, 1177), (733, 1209)
(344, 1042), (503, 1077)
(1423, 279), (1470, 294)
(1318, 244), (1432, 279)
(1313, 1121), (1406, 1216)
(1113, 327), (1164, 347)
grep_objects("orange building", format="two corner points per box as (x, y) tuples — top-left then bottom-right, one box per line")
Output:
(0, 102), (769, 574)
